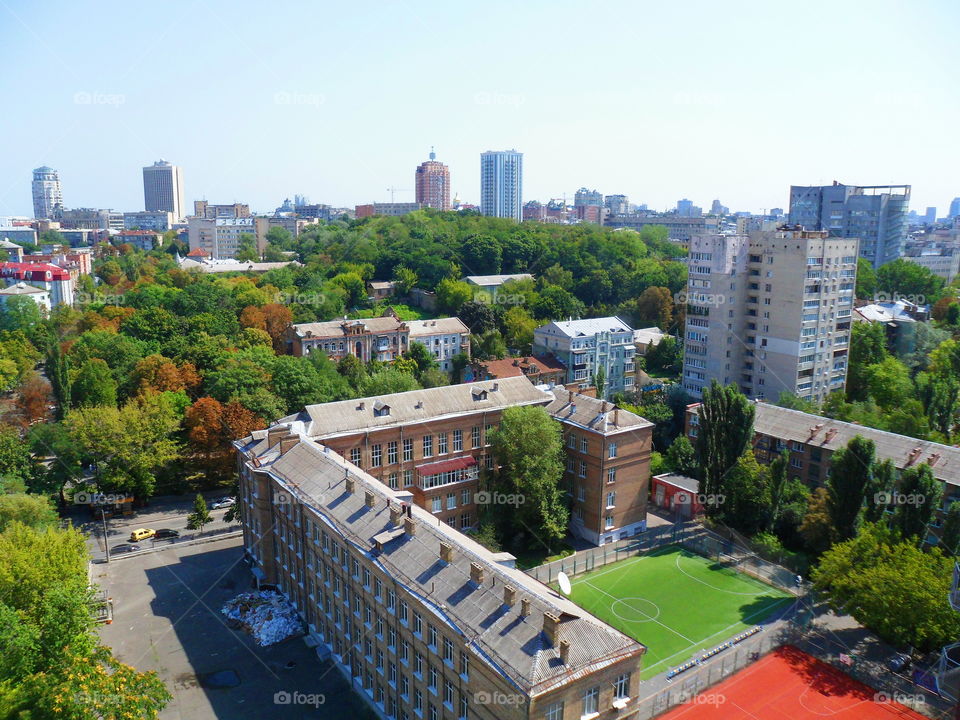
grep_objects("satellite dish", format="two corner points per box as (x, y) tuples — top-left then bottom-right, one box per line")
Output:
(557, 571), (572, 596)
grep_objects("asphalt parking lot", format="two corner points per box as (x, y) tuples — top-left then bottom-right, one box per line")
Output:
(94, 535), (376, 720)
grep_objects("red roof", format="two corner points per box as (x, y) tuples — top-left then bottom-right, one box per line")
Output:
(415, 456), (477, 476)
(0, 261), (70, 281)
(117, 230), (157, 236)
(186, 248), (210, 257)
(481, 355), (566, 379)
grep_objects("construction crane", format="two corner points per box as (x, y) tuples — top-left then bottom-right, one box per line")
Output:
(386, 187), (411, 202)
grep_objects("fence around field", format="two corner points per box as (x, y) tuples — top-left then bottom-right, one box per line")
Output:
(526, 521), (800, 596)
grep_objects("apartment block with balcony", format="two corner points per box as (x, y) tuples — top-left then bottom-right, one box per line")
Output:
(532, 317), (636, 398)
(681, 230), (858, 405)
(267, 376), (653, 547)
(234, 426), (646, 720)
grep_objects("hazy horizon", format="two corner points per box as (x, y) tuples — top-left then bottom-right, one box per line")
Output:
(2, 0), (957, 218)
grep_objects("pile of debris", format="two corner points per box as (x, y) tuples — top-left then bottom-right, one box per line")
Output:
(221, 591), (304, 646)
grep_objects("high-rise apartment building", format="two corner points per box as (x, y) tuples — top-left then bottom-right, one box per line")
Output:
(574, 188), (603, 207)
(480, 150), (522, 221)
(682, 229), (858, 404)
(142, 160), (185, 221)
(31, 166), (63, 220)
(414, 149), (451, 210)
(604, 194), (629, 216)
(788, 182), (910, 266)
(950, 197), (960, 219)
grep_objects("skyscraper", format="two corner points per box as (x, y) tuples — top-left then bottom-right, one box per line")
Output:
(480, 150), (522, 221)
(950, 197), (960, 219)
(414, 148), (451, 210)
(31, 166), (63, 220)
(788, 182), (910, 267)
(682, 229), (858, 405)
(142, 160), (185, 221)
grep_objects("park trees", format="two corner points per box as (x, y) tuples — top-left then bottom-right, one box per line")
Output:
(693, 381), (755, 510)
(826, 435), (876, 542)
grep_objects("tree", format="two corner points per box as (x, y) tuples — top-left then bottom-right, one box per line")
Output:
(406, 341), (438, 378)
(826, 435), (875, 542)
(813, 523), (960, 651)
(71, 358), (118, 408)
(893, 463), (942, 544)
(459, 234), (502, 275)
(767, 449), (789, 528)
(876, 258), (944, 303)
(0, 426), (36, 490)
(392, 266), (418, 296)
(721, 451), (771, 535)
(864, 356), (913, 409)
(11, 373), (53, 428)
(0, 493), (58, 531)
(457, 300), (500, 334)
(186, 493), (212, 532)
(0, 296), (43, 335)
(489, 406), (568, 551)
(799, 487), (834, 556)
(532, 285), (585, 320)
(941, 502), (960, 556)
(269, 355), (329, 412)
(235, 233), (259, 262)
(855, 257), (877, 299)
(864, 458), (896, 522)
(635, 286), (673, 329)
(261, 303), (293, 352)
(665, 435), (696, 476)
(847, 321), (889, 401)
(502, 306), (537, 353)
(694, 381), (755, 511)
(593, 366), (606, 399)
(435, 278), (474, 314)
(362, 368), (420, 396)
(645, 336), (682, 375)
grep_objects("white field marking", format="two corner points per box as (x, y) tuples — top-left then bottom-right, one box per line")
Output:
(583, 580), (698, 645)
(610, 596), (662, 623)
(674, 553), (779, 597)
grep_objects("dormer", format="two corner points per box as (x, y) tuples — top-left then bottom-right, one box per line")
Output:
(472, 387), (488, 401)
(373, 400), (390, 418)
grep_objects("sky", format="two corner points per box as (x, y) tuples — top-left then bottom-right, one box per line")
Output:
(1, 0), (958, 218)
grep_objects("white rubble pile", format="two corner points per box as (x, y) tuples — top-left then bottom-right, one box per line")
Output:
(221, 591), (304, 646)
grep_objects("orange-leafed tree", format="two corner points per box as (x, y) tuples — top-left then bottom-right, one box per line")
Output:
(261, 303), (293, 353)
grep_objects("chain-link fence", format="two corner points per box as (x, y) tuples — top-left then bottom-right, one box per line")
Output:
(526, 521), (799, 596)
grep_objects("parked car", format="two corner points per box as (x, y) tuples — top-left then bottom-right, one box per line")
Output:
(129, 528), (156, 542)
(211, 497), (236, 510)
(154, 528), (180, 539)
(888, 652), (911, 673)
(111, 544), (142, 554)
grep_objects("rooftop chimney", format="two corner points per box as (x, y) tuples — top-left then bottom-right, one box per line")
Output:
(358, 401), (365, 411)
(503, 585), (516, 607)
(267, 425), (287, 447)
(365, 490), (375, 508)
(345, 477), (356, 494)
(520, 597), (531, 617)
(470, 562), (485, 585)
(440, 542), (454, 563)
(404, 517), (416, 536)
(542, 612), (561, 646)
(559, 638), (571, 664)
(389, 505), (402, 525)
(278, 434), (300, 455)
(492, 382), (499, 391)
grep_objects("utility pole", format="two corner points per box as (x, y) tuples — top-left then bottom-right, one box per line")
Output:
(102, 507), (110, 562)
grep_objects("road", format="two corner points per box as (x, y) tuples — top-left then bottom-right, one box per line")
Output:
(76, 492), (241, 561)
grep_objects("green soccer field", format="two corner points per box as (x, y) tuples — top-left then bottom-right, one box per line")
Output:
(566, 546), (794, 679)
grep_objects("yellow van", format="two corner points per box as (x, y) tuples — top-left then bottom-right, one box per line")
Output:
(129, 528), (156, 542)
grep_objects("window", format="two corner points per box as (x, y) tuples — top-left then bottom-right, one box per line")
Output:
(399, 599), (408, 623)
(583, 686), (599, 715)
(471, 426), (481, 448)
(568, 433), (576, 449)
(438, 433), (448, 454)
(431, 497), (442, 513)
(461, 489), (470, 506)
(444, 679), (454, 705)
(607, 467), (616, 483)
(608, 442), (618, 458)
(350, 448), (361, 467)
(443, 637), (453, 662)
(413, 611), (422, 635)
(578, 461), (586, 478)
(371, 444), (382, 467)
(614, 672), (630, 699)
(545, 701), (564, 720)
(423, 435), (433, 458)
(388, 472), (398, 489)
(605, 515), (614, 529)
(404, 469), (413, 487)
(414, 651), (423, 676)
(459, 651), (469, 678)
(403, 438), (413, 462)
(606, 491), (616, 509)
(453, 429), (462, 452)
(388, 441), (398, 465)
(400, 639), (409, 662)
(428, 665), (438, 691)
(400, 673), (409, 697)
(446, 493), (456, 510)
(580, 437), (588, 453)
(428, 625), (437, 649)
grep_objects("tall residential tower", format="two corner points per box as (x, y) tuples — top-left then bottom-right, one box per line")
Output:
(480, 150), (522, 221)
(788, 182), (909, 267)
(682, 229), (858, 404)
(31, 166), (63, 220)
(142, 160), (185, 222)
(414, 148), (451, 210)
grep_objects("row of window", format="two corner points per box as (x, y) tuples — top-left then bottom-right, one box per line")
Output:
(350, 428), (494, 469)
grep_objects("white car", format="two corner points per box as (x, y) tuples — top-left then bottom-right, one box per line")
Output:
(210, 497), (236, 510)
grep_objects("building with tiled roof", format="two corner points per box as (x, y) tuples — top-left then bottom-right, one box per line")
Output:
(0, 261), (73, 306)
(235, 427), (646, 719)
(467, 355), (567, 387)
(0, 282), (50, 311)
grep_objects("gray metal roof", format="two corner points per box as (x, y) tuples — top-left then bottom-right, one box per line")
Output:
(257, 438), (645, 694)
(407, 317), (469, 337)
(544, 388), (653, 436)
(536, 316), (633, 338)
(286, 377), (554, 439)
(463, 273), (533, 287)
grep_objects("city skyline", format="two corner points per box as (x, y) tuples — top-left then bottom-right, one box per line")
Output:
(1, 0), (957, 218)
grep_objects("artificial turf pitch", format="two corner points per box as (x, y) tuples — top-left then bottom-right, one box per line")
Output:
(567, 545), (794, 678)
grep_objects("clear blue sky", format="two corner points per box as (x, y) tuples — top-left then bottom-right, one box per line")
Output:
(1, 0), (957, 217)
